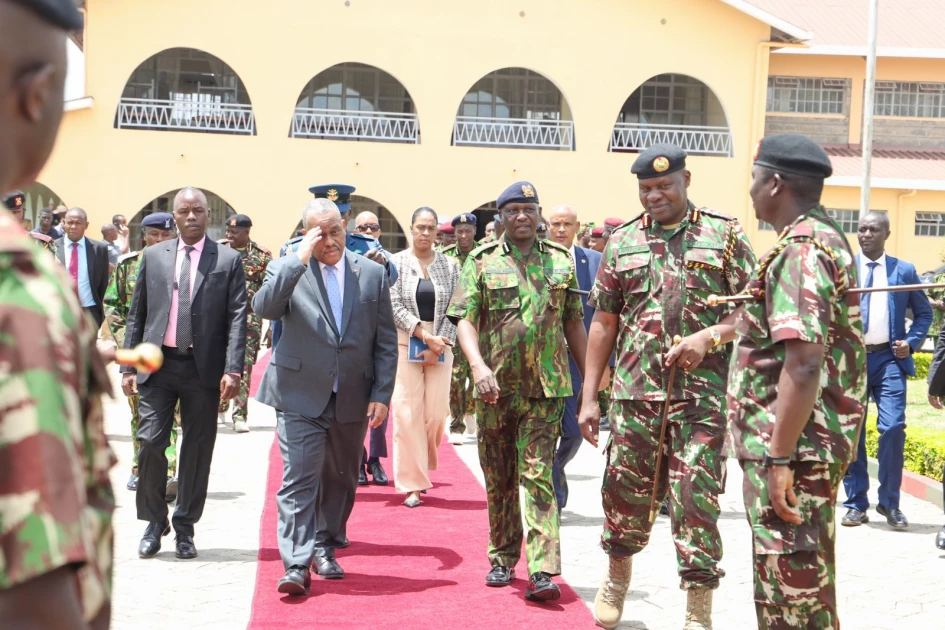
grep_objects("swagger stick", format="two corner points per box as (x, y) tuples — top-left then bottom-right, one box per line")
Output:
(649, 335), (682, 524)
(708, 282), (945, 307)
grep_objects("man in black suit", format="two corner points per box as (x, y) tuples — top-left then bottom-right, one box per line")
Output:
(122, 187), (248, 560)
(253, 199), (397, 595)
(55, 207), (109, 327)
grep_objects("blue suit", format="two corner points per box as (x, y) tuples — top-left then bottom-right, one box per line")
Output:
(553, 244), (602, 511)
(843, 254), (932, 512)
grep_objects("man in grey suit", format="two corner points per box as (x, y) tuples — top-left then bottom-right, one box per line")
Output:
(253, 198), (397, 595)
(122, 187), (248, 561)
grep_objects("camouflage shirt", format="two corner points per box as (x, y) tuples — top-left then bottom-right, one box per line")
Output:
(727, 206), (867, 464)
(589, 204), (757, 401)
(233, 239), (272, 315)
(103, 250), (141, 346)
(0, 211), (115, 620)
(441, 243), (474, 267)
(927, 271), (945, 337)
(447, 236), (584, 398)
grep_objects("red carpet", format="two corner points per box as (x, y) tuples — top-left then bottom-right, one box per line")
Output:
(247, 353), (596, 629)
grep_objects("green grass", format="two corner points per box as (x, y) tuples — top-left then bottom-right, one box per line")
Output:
(900, 379), (945, 434)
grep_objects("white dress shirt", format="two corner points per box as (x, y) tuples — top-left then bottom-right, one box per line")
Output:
(860, 253), (890, 345)
(318, 257), (346, 305)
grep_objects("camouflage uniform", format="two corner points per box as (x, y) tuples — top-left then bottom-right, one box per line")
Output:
(103, 251), (179, 477)
(0, 213), (116, 622)
(441, 242), (475, 434)
(727, 206), (866, 629)
(29, 230), (57, 255)
(447, 236), (583, 575)
(926, 271), (945, 340)
(589, 204), (756, 590)
(218, 239), (272, 423)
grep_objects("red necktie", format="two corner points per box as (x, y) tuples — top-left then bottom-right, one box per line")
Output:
(69, 242), (79, 292)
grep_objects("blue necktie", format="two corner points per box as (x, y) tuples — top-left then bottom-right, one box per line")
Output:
(861, 261), (878, 334)
(325, 265), (343, 392)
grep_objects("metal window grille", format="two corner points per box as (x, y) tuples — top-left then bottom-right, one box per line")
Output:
(915, 212), (945, 237)
(453, 116), (573, 150)
(766, 77), (847, 114)
(609, 123), (732, 156)
(874, 81), (945, 118)
(291, 108), (419, 143)
(116, 98), (255, 134)
(826, 209), (860, 234)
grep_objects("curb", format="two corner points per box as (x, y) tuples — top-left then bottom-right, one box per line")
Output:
(867, 457), (943, 510)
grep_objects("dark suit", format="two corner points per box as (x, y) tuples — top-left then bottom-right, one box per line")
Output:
(553, 244), (602, 511)
(253, 252), (397, 569)
(122, 237), (247, 536)
(844, 254), (931, 512)
(55, 235), (109, 327)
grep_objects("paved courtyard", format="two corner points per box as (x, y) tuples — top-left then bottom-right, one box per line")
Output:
(104, 365), (945, 629)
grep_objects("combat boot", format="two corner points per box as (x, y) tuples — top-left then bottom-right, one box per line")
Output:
(593, 555), (632, 629)
(684, 586), (713, 630)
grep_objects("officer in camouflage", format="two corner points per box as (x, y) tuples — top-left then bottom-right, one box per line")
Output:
(218, 213), (272, 432)
(104, 212), (181, 498)
(441, 211), (478, 444)
(927, 272), (945, 342)
(579, 144), (757, 630)
(727, 134), (866, 630)
(0, 1), (116, 627)
(447, 181), (588, 603)
(3, 189), (57, 254)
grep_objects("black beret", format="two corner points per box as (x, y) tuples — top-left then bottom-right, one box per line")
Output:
(3, 191), (26, 211)
(754, 134), (833, 179)
(10, 0), (84, 30)
(451, 213), (477, 227)
(141, 212), (174, 230)
(497, 181), (539, 209)
(631, 144), (687, 180)
(227, 214), (253, 228)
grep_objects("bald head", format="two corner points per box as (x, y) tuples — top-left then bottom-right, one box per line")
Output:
(175, 186), (208, 207)
(547, 204), (581, 248)
(173, 187), (210, 243)
(0, 1), (71, 193)
(355, 210), (381, 239)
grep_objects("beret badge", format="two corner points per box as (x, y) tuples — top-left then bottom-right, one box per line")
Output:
(15, 197), (23, 208)
(653, 157), (670, 173)
(460, 215), (468, 223)
(327, 188), (339, 202)
(521, 184), (536, 198)
(229, 218), (237, 226)
(753, 140), (762, 161)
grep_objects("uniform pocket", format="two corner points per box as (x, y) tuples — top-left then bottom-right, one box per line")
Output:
(616, 252), (651, 295)
(484, 272), (520, 310)
(684, 246), (726, 294)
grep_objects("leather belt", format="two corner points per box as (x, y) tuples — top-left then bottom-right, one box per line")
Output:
(865, 343), (890, 354)
(161, 345), (194, 358)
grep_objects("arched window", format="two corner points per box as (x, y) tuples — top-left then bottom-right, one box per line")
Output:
(610, 74), (732, 156)
(291, 63), (419, 143)
(18, 182), (66, 232)
(453, 68), (574, 150)
(471, 201), (498, 241)
(129, 188), (236, 249)
(116, 48), (255, 135)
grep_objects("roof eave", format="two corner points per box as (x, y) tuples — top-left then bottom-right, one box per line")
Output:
(827, 176), (945, 192)
(718, 0), (813, 42)
(774, 45), (945, 60)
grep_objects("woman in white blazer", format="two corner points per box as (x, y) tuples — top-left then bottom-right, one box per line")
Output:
(389, 207), (461, 507)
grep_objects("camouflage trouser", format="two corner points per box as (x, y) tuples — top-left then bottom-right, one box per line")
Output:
(598, 383), (612, 417)
(219, 313), (262, 423)
(477, 394), (563, 576)
(741, 460), (844, 630)
(602, 399), (726, 590)
(449, 350), (474, 434)
(130, 395), (179, 477)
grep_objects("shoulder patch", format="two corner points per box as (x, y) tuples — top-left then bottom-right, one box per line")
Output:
(698, 207), (736, 222)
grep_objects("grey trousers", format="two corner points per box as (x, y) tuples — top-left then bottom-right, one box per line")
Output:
(276, 396), (369, 569)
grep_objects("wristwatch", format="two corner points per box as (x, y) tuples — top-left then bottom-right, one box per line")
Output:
(762, 450), (791, 467)
(706, 327), (722, 348)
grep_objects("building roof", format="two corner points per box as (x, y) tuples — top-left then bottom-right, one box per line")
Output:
(827, 152), (945, 192)
(717, 1), (812, 42)
(747, 0), (945, 58)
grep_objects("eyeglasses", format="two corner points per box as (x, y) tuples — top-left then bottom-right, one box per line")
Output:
(357, 224), (381, 232)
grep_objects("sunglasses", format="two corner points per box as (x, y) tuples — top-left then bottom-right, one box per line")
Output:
(357, 224), (381, 232)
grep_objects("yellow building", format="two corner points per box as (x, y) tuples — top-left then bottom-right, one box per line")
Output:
(29, 0), (945, 270)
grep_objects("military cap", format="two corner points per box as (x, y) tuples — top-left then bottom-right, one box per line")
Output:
(438, 222), (454, 235)
(227, 214), (253, 228)
(590, 227), (605, 238)
(451, 212), (477, 227)
(604, 217), (624, 228)
(10, 0), (84, 30)
(141, 212), (175, 230)
(496, 181), (539, 209)
(537, 222), (547, 231)
(3, 191), (26, 211)
(753, 134), (833, 179)
(631, 144), (688, 180)
(309, 184), (356, 213)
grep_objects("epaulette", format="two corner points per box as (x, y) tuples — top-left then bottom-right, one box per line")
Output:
(116, 250), (140, 264)
(697, 207), (736, 222)
(440, 243), (457, 254)
(543, 239), (571, 254)
(251, 240), (272, 256)
(30, 231), (53, 243)
(617, 212), (648, 231)
(468, 239), (501, 258)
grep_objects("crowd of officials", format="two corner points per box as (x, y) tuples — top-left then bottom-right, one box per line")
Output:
(4, 2), (945, 630)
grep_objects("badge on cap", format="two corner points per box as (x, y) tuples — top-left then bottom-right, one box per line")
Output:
(327, 188), (339, 202)
(229, 218), (237, 226)
(653, 157), (670, 173)
(460, 215), (468, 223)
(753, 140), (762, 161)
(522, 184), (535, 198)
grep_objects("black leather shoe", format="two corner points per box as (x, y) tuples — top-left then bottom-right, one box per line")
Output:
(138, 520), (170, 558)
(336, 537), (350, 549)
(358, 466), (368, 486)
(877, 504), (908, 529)
(313, 555), (344, 579)
(936, 525), (945, 550)
(175, 534), (198, 559)
(841, 508), (869, 526)
(127, 474), (138, 491)
(369, 461), (389, 485)
(277, 565), (311, 595)
(165, 477), (178, 503)
(526, 572), (561, 601)
(485, 566), (514, 587)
